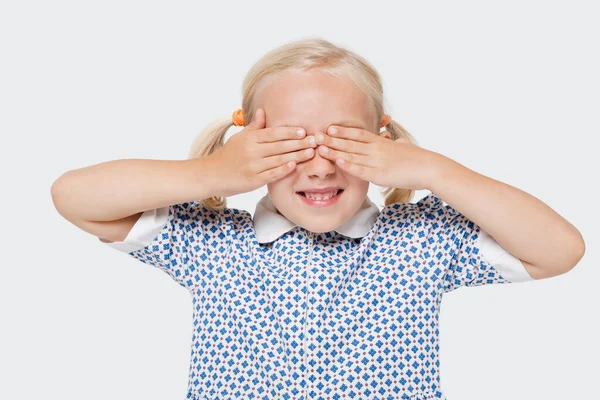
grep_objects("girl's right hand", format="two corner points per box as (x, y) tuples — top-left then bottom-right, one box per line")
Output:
(207, 107), (316, 198)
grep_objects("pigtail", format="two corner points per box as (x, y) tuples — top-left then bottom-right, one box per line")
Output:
(187, 117), (235, 211)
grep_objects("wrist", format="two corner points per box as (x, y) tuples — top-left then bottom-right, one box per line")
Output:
(422, 151), (452, 193)
(185, 156), (225, 200)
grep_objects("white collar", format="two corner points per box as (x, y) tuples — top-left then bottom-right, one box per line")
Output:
(252, 192), (381, 243)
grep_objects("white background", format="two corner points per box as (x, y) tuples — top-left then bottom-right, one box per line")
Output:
(2, 0), (598, 399)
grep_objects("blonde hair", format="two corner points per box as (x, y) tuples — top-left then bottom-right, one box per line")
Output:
(188, 37), (419, 211)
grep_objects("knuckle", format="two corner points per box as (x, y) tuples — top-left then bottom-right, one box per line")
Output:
(270, 167), (280, 180)
(263, 128), (274, 140)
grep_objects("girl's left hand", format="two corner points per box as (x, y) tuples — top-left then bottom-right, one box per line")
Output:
(314, 125), (442, 191)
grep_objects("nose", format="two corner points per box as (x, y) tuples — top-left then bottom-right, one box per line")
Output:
(298, 134), (337, 179)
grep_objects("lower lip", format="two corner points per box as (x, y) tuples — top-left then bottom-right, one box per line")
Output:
(297, 190), (344, 207)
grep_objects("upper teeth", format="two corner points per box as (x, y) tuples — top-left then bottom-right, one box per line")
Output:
(304, 190), (339, 200)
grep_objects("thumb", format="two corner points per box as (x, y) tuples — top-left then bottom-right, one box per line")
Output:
(247, 107), (265, 130)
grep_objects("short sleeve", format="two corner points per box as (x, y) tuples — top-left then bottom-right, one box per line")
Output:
(418, 193), (535, 293)
(100, 201), (230, 289)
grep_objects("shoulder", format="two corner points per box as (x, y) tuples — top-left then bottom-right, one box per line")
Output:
(175, 201), (257, 234)
(379, 192), (446, 228)
(167, 201), (253, 237)
(174, 203), (255, 255)
(168, 201), (227, 227)
(218, 205), (255, 237)
(220, 205), (252, 224)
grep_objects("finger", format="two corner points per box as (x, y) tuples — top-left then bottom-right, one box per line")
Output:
(256, 125), (307, 143)
(335, 157), (375, 179)
(326, 125), (376, 143)
(316, 145), (372, 166)
(257, 158), (299, 183)
(259, 146), (315, 173)
(315, 131), (370, 156)
(259, 135), (317, 157)
(247, 107), (265, 130)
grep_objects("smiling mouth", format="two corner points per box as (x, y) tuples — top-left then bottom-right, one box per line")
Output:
(296, 189), (344, 200)
(297, 189), (344, 198)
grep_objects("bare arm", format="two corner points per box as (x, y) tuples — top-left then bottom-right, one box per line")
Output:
(51, 157), (220, 241)
(428, 154), (585, 279)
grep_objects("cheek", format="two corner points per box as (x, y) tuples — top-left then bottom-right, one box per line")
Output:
(346, 178), (370, 194)
(346, 174), (369, 186)
(267, 175), (294, 195)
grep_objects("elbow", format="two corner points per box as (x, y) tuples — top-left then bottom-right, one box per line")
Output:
(552, 230), (586, 277)
(526, 230), (586, 280)
(51, 176), (63, 211)
(564, 230), (586, 273)
(51, 175), (64, 201)
(51, 171), (73, 217)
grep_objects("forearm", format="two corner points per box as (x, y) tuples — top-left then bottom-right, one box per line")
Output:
(51, 157), (219, 222)
(427, 153), (585, 276)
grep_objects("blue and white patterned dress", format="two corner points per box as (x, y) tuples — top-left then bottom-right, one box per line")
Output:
(103, 191), (534, 400)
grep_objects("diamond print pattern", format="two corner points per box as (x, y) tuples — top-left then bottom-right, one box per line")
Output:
(125, 194), (511, 399)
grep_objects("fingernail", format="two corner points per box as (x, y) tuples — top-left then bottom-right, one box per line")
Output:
(320, 145), (329, 153)
(316, 133), (324, 143)
(296, 129), (305, 136)
(308, 136), (316, 146)
(328, 127), (338, 135)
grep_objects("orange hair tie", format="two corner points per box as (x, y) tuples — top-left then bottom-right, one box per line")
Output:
(380, 114), (392, 128)
(232, 109), (245, 126)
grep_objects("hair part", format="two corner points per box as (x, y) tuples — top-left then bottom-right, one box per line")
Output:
(188, 37), (419, 210)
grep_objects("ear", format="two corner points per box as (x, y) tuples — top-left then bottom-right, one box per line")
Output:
(380, 130), (392, 140)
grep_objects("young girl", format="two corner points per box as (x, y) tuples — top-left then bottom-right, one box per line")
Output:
(52, 38), (585, 400)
